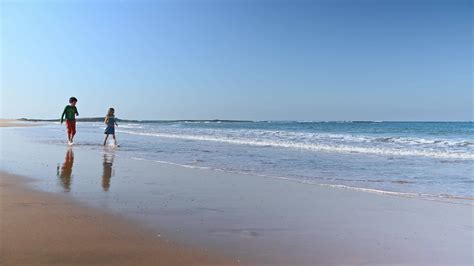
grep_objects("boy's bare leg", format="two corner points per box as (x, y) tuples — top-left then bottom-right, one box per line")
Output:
(103, 135), (109, 146)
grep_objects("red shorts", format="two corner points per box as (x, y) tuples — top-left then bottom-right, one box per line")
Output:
(66, 120), (76, 135)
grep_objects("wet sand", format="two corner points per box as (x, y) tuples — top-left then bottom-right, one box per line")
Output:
(0, 172), (235, 265)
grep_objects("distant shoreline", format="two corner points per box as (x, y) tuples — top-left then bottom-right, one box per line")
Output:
(15, 118), (474, 123)
(17, 118), (254, 123)
(0, 119), (40, 127)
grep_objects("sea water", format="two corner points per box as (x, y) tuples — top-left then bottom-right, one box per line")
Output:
(12, 121), (474, 201)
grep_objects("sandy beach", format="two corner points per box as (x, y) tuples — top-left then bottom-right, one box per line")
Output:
(1, 125), (473, 265)
(0, 172), (235, 266)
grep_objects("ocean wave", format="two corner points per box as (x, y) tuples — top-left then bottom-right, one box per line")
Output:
(371, 136), (473, 146)
(117, 130), (474, 160)
(154, 127), (473, 148)
(118, 124), (144, 129)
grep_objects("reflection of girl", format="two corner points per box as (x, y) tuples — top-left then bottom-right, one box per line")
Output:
(102, 153), (114, 191)
(58, 148), (74, 191)
(103, 108), (118, 146)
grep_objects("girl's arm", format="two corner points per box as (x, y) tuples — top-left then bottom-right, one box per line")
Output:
(104, 117), (108, 124)
(115, 119), (118, 126)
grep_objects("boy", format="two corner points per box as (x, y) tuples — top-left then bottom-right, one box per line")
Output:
(60, 97), (79, 144)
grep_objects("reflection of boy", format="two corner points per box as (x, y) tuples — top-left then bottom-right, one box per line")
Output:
(58, 148), (74, 191)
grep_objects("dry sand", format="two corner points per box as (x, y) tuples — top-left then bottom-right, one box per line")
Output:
(0, 172), (236, 266)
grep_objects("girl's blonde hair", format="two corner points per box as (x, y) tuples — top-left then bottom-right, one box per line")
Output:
(105, 108), (115, 123)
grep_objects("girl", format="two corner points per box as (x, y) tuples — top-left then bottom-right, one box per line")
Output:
(103, 108), (118, 146)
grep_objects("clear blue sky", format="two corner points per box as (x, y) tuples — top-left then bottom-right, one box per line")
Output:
(1, 0), (472, 121)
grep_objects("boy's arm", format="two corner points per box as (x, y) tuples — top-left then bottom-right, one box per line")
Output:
(75, 107), (79, 117)
(60, 107), (66, 124)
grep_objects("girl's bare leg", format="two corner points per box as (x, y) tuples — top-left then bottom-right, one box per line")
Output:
(112, 134), (117, 146)
(103, 135), (109, 146)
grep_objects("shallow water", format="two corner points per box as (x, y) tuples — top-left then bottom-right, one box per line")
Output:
(12, 121), (474, 200)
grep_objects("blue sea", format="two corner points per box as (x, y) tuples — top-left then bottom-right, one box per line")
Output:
(15, 121), (474, 201)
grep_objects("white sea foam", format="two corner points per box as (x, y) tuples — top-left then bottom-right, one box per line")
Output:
(117, 129), (474, 160)
(119, 124), (144, 129)
(131, 157), (212, 170)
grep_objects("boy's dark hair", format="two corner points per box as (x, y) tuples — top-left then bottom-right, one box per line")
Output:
(69, 97), (78, 103)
